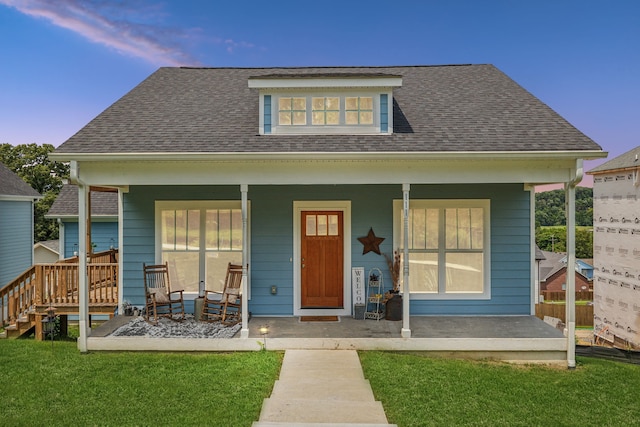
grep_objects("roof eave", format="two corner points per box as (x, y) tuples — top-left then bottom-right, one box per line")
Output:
(50, 150), (608, 162)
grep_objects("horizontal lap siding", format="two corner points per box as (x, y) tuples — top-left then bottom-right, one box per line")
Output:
(62, 221), (118, 257)
(120, 184), (531, 316)
(249, 185), (400, 316)
(122, 185), (239, 308)
(0, 201), (33, 287)
(408, 184), (531, 315)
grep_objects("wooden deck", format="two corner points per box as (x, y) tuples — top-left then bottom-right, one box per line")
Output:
(0, 249), (118, 340)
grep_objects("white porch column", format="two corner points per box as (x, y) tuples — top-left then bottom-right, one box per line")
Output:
(77, 182), (90, 352)
(240, 184), (249, 339)
(401, 183), (411, 338)
(117, 188), (124, 312)
(565, 159), (582, 369)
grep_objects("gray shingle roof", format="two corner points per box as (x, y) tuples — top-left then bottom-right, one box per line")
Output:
(588, 145), (640, 173)
(55, 64), (601, 155)
(46, 184), (118, 217)
(0, 162), (41, 197)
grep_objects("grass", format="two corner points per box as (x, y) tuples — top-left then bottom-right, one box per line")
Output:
(0, 340), (282, 426)
(3, 340), (639, 427)
(360, 351), (640, 427)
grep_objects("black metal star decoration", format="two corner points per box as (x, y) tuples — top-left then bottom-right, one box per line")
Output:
(358, 227), (385, 255)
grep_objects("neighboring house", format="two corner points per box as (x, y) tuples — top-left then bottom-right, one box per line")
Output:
(0, 162), (41, 287)
(587, 145), (640, 349)
(538, 250), (593, 294)
(46, 184), (118, 259)
(51, 65), (605, 354)
(33, 240), (60, 263)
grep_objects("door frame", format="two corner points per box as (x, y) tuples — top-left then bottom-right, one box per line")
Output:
(293, 201), (351, 316)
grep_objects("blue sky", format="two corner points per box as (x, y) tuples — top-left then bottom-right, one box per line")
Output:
(1, 0), (638, 183)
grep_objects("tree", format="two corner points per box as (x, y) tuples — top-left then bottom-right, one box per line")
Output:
(0, 143), (69, 242)
(535, 187), (593, 227)
(535, 226), (593, 258)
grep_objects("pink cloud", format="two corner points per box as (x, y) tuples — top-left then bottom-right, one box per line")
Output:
(1, 0), (201, 66)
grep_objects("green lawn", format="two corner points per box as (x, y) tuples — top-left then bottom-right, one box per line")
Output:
(2, 341), (639, 427)
(0, 340), (281, 426)
(360, 351), (640, 427)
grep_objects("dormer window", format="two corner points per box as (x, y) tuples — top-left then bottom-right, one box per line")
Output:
(312, 97), (340, 125)
(279, 97), (307, 126)
(345, 97), (373, 125)
(249, 73), (402, 135)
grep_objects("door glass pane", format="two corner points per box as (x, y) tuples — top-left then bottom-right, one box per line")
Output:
(317, 215), (327, 236)
(445, 252), (483, 293)
(306, 215), (316, 236)
(328, 215), (338, 236)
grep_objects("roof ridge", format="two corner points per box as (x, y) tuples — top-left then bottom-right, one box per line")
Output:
(176, 64), (481, 71)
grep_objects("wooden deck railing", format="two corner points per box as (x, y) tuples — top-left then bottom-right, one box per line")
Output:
(0, 249), (118, 328)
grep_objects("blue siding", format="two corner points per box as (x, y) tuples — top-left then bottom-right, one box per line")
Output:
(120, 184), (532, 316)
(264, 95), (272, 134)
(122, 186), (240, 309)
(0, 200), (33, 287)
(380, 94), (388, 132)
(63, 221), (118, 258)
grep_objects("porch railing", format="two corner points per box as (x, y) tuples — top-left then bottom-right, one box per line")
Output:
(0, 249), (118, 328)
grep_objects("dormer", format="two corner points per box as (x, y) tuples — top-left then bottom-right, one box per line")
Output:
(248, 73), (402, 135)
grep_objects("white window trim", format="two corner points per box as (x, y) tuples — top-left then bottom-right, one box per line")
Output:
(293, 200), (352, 316)
(393, 199), (491, 300)
(155, 200), (250, 300)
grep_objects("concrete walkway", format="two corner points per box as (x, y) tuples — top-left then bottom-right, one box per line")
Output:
(253, 350), (397, 427)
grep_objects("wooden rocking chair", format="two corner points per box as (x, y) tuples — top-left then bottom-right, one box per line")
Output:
(201, 263), (243, 325)
(143, 262), (185, 324)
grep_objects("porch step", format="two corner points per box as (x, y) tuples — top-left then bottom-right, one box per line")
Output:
(254, 423), (396, 427)
(4, 316), (36, 339)
(255, 350), (394, 426)
(270, 377), (376, 401)
(258, 398), (389, 424)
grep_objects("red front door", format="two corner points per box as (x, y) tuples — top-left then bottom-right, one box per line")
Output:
(301, 211), (344, 308)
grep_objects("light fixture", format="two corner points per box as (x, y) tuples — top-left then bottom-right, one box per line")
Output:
(259, 324), (269, 350)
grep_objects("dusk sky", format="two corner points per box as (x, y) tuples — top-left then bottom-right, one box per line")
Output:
(1, 1), (638, 186)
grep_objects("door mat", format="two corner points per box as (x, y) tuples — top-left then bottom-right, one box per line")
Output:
(300, 316), (339, 322)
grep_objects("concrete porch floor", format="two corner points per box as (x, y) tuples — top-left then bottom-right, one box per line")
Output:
(88, 315), (568, 363)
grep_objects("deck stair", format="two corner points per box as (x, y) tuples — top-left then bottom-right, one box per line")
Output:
(0, 249), (119, 340)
